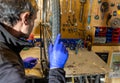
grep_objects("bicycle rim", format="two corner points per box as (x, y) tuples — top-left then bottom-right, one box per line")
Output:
(41, 0), (61, 76)
(43, 0), (60, 55)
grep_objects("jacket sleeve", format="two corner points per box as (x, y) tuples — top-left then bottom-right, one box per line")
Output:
(48, 68), (66, 83)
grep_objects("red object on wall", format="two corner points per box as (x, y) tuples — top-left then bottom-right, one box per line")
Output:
(27, 34), (34, 40)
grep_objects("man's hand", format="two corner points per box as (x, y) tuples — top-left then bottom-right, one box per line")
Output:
(48, 34), (68, 69)
(23, 57), (38, 68)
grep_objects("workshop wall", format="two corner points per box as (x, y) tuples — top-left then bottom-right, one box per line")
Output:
(90, 0), (120, 44)
(60, 0), (120, 41)
(60, 0), (87, 39)
(32, 0), (120, 42)
(31, 0), (42, 36)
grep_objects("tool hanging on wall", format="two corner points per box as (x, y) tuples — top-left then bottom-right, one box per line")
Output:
(106, 13), (112, 26)
(73, 14), (77, 27)
(110, 3), (115, 7)
(60, 0), (63, 15)
(73, 0), (76, 15)
(64, 0), (68, 13)
(94, 1), (100, 20)
(87, 0), (93, 29)
(79, 0), (86, 22)
(117, 3), (120, 10)
(98, 0), (101, 4)
(67, 16), (74, 26)
(110, 18), (120, 28)
(72, 0), (77, 27)
(94, 6), (100, 20)
(69, 0), (72, 13)
(117, 2), (120, 14)
(113, 11), (117, 16)
(100, 2), (109, 20)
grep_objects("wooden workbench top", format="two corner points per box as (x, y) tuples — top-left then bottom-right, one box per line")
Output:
(65, 49), (110, 77)
(20, 47), (110, 78)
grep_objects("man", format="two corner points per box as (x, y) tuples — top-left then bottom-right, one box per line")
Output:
(0, 0), (68, 83)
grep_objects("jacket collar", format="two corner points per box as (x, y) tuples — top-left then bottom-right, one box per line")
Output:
(0, 23), (32, 53)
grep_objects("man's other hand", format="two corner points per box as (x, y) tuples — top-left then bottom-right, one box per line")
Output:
(48, 34), (68, 69)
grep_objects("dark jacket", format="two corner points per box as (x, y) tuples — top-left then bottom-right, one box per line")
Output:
(49, 68), (66, 83)
(0, 23), (66, 83)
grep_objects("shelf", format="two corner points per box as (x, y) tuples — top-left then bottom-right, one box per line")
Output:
(93, 43), (120, 46)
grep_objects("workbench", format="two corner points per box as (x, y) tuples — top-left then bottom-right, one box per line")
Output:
(20, 47), (110, 82)
(65, 49), (110, 77)
(20, 47), (43, 78)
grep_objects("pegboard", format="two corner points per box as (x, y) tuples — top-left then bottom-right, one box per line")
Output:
(60, 0), (87, 39)
(90, 0), (120, 27)
(60, 0), (120, 40)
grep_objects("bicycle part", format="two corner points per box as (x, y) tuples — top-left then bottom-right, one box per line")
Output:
(41, 0), (60, 76)
(51, 0), (60, 43)
(41, 0), (49, 77)
(110, 18), (120, 28)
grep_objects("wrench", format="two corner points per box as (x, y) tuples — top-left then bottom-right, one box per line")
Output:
(79, 0), (86, 22)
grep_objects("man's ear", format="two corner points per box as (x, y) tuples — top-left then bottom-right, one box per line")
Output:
(20, 12), (30, 25)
